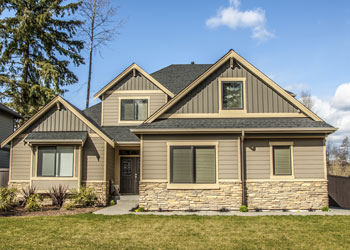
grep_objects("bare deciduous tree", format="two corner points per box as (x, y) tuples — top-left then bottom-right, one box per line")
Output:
(300, 90), (314, 110)
(80, 0), (124, 108)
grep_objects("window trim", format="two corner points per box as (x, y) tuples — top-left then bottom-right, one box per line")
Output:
(269, 141), (294, 179)
(218, 77), (247, 115)
(166, 141), (219, 189)
(34, 145), (77, 179)
(118, 96), (151, 124)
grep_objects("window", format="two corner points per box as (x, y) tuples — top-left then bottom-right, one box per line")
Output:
(170, 146), (216, 184)
(222, 81), (243, 109)
(121, 99), (148, 121)
(273, 146), (292, 176)
(37, 146), (74, 177)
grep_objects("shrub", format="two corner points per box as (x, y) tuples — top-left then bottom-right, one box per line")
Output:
(21, 186), (37, 207)
(63, 202), (75, 211)
(239, 205), (248, 212)
(322, 206), (329, 212)
(0, 187), (17, 212)
(110, 200), (115, 206)
(135, 206), (145, 213)
(71, 186), (97, 207)
(49, 185), (69, 208)
(25, 194), (43, 212)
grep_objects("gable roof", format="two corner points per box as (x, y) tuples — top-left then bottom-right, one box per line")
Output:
(145, 49), (323, 123)
(151, 64), (212, 94)
(93, 63), (175, 99)
(0, 103), (22, 119)
(1, 96), (115, 148)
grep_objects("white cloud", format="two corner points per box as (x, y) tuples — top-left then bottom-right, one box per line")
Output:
(300, 83), (350, 144)
(206, 0), (274, 41)
(284, 83), (310, 93)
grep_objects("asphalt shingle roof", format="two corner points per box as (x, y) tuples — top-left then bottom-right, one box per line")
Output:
(135, 118), (334, 130)
(151, 64), (212, 94)
(25, 131), (88, 141)
(0, 103), (22, 118)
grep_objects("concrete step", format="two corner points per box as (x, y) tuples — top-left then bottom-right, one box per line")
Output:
(119, 195), (139, 201)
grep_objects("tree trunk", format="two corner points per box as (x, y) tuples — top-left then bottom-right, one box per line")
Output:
(86, 40), (93, 109)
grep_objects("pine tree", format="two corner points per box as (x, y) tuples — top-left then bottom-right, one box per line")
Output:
(0, 0), (84, 121)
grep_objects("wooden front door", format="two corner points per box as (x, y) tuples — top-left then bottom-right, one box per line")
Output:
(120, 157), (140, 194)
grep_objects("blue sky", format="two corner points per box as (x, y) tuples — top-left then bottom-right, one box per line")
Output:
(65, 0), (350, 142)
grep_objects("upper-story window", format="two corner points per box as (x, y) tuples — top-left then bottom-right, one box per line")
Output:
(121, 99), (148, 121)
(222, 81), (243, 110)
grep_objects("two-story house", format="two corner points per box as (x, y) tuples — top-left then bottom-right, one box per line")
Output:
(0, 50), (336, 210)
(0, 103), (21, 187)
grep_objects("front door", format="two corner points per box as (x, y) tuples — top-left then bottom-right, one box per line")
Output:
(120, 157), (140, 194)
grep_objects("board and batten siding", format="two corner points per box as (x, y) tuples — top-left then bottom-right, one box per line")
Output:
(245, 138), (325, 179)
(142, 134), (239, 180)
(11, 137), (31, 180)
(103, 92), (167, 126)
(0, 110), (14, 142)
(26, 106), (93, 133)
(111, 71), (159, 91)
(167, 60), (299, 114)
(82, 136), (105, 181)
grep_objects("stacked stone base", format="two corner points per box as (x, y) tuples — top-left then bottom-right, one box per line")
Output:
(139, 181), (328, 211)
(82, 181), (109, 206)
(246, 181), (328, 210)
(139, 182), (242, 211)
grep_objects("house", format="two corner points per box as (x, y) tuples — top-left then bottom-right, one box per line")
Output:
(0, 50), (336, 210)
(0, 103), (21, 187)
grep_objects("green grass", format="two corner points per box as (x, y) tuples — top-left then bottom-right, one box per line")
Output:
(1, 214), (350, 249)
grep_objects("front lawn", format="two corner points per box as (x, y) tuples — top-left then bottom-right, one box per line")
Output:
(1, 214), (350, 249)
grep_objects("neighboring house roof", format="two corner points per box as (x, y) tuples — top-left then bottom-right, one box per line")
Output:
(0, 103), (22, 119)
(93, 63), (175, 99)
(25, 131), (88, 145)
(145, 49), (322, 123)
(132, 118), (335, 132)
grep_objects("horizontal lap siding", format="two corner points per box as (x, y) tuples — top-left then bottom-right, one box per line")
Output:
(142, 134), (239, 180)
(103, 92), (167, 126)
(11, 138), (31, 180)
(245, 140), (270, 179)
(0, 150), (9, 169)
(245, 138), (326, 179)
(106, 143), (115, 181)
(294, 139), (325, 179)
(32, 180), (78, 191)
(82, 136), (105, 181)
(168, 61), (299, 114)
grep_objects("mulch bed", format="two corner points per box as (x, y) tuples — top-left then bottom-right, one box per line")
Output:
(0, 206), (101, 217)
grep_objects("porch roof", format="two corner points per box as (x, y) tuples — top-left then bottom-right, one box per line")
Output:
(24, 131), (88, 145)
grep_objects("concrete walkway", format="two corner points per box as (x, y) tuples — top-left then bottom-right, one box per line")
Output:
(94, 195), (139, 215)
(95, 202), (350, 216)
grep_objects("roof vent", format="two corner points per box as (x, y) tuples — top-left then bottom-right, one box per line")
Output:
(191, 61), (195, 64)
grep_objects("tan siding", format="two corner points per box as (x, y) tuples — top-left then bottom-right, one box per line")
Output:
(103, 92), (167, 126)
(111, 71), (159, 91)
(168, 61), (299, 114)
(294, 139), (325, 179)
(106, 143), (115, 181)
(245, 139), (270, 179)
(245, 138), (326, 179)
(11, 137), (31, 180)
(32, 180), (78, 191)
(142, 134), (239, 180)
(82, 136), (105, 181)
(0, 111), (14, 142)
(26, 106), (93, 133)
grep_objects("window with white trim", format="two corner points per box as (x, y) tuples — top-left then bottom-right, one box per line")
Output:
(37, 146), (74, 177)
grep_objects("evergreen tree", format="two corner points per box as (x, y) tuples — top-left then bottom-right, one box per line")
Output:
(0, 0), (84, 121)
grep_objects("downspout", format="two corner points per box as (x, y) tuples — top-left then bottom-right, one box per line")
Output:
(240, 130), (246, 206)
